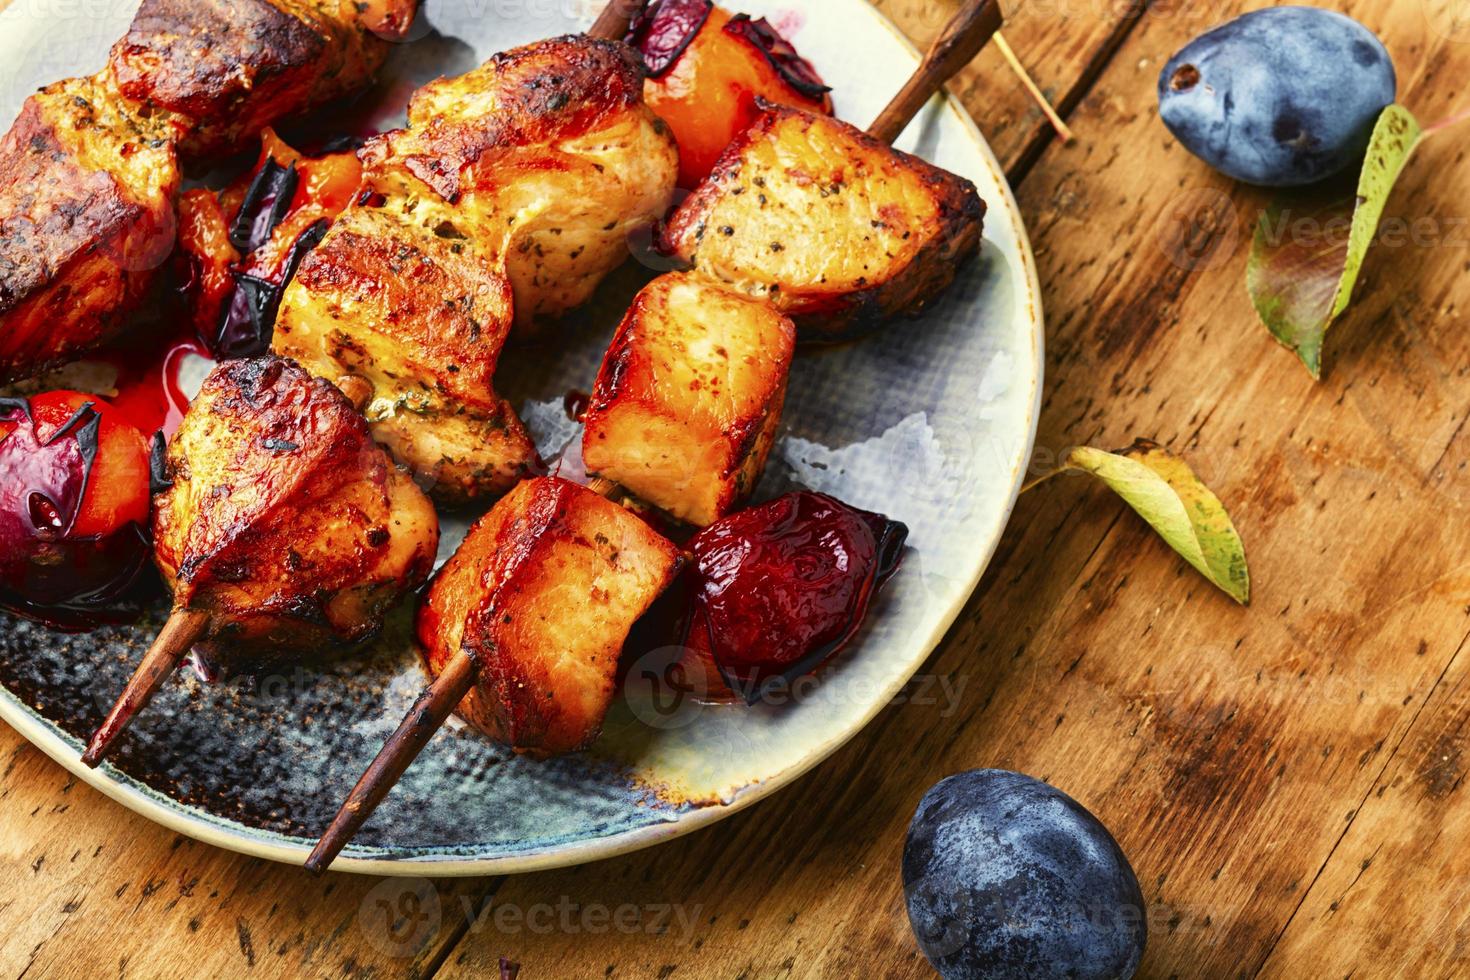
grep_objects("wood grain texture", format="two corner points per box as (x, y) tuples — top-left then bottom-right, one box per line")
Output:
(0, 724), (492, 978)
(5, 0), (1470, 977)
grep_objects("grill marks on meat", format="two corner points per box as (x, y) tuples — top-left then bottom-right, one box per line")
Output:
(279, 182), (538, 503)
(416, 477), (681, 755)
(0, 76), (179, 383)
(152, 355), (438, 668)
(661, 101), (985, 341)
(381, 35), (678, 328)
(0, 0), (417, 384)
(110, 0), (415, 159)
(276, 35), (679, 504)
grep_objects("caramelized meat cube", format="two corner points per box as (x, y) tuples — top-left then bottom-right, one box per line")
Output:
(382, 35), (679, 332)
(152, 355), (438, 666)
(582, 271), (794, 525)
(661, 101), (985, 340)
(417, 477), (681, 755)
(0, 76), (179, 384)
(274, 175), (537, 504)
(108, 0), (418, 159)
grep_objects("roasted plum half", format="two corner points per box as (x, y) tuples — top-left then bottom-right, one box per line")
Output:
(0, 391), (153, 626)
(682, 491), (907, 702)
(177, 129), (363, 359)
(629, 0), (832, 187)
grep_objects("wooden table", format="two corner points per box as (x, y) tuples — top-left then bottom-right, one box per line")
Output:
(4, 0), (1468, 976)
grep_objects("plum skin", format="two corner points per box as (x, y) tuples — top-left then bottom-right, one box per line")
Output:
(1158, 7), (1395, 187)
(902, 770), (1146, 980)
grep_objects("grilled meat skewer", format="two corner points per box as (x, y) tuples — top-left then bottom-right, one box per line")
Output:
(0, 0), (419, 385)
(274, 33), (678, 503)
(83, 355), (438, 767)
(305, 0), (1005, 873)
(585, 0), (1002, 517)
(661, 0), (1000, 341)
(305, 476), (680, 872)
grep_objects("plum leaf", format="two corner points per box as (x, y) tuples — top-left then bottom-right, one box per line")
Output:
(1246, 104), (1423, 379)
(1063, 440), (1250, 604)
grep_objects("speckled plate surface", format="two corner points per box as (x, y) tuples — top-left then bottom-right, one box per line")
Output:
(0, 0), (1042, 874)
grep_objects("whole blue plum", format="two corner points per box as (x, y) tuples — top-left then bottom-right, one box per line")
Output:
(902, 770), (1146, 979)
(1158, 7), (1395, 186)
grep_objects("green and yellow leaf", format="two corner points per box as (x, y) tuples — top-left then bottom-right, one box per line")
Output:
(1064, 440), (1250, 604)
(1246, 104), (1424, 378)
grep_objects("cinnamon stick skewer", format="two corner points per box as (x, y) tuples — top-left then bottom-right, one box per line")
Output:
(304, 0), (1009, 876)
(868, 0), (1005, 144)
(79, 0), (644, 775)
(82, 609), (210, 767)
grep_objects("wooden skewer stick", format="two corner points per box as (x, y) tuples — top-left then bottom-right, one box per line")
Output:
(82, 608), (211, 768)
(586, 476), (619, 497)
(993, 32), (1073, 143)
(868, 0), (1006, 144)
(304, 648), (478, 873)
(306, 480), (621, 872)
(93, 1), (632, 780)
(587, 0), (642, 41)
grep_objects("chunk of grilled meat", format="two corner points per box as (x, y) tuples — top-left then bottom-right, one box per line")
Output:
(275, 170), (538, 503)
(582, 271), (795, 526)
(382, 34), (678, 331)
(0, 75), (179, 385)
(416, 476), (681, 755)
(0, 0), (419, 385)
(109, 0), (417, 160)
(275, 35), (678, 503)
(660, 101), (985, 341)
(152, 355), (438, 667)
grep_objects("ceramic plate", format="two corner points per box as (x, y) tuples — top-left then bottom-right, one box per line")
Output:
(0, 0), (1042, 874)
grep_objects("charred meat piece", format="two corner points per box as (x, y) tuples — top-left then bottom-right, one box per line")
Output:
(108, 0), (418, 160)
(152, 355), (438, 668)
(0, 75), (179, 385)
(276, 35), (678, 502)
(416, 476), (681, 755)
(379, 34), (678, 331)
(582, 271), (794, 526)
(274, 171), (537, 504)
(0, 1), (418, 386)
(660, 101), (985, 341)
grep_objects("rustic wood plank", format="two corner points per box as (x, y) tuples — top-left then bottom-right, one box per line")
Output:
(435, 1), (1470, 977)
(870, 0), (1144, 180)
(0, 724), (495, 979)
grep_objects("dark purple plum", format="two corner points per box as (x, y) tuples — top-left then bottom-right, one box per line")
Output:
(1158, 7), (1395, 186)
(903, 770), (1145, 979)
